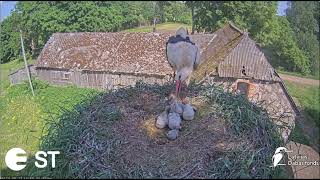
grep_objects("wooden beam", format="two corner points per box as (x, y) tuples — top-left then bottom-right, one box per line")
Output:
(20, 30), (35, 96)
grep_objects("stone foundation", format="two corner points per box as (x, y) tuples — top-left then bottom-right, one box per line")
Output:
(205, 76), (297, 141)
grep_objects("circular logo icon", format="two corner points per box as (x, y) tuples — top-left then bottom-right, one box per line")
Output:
(5, 148), (28, 171)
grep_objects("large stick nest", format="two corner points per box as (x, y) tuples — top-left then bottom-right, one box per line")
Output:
(25, 82), (283, 178)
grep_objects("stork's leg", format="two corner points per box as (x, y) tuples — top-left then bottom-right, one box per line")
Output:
(181, 76), (191, 104)
(170, 71), (178, 99)
(173, 71), (176, 83)
(185, 75), (191, 86)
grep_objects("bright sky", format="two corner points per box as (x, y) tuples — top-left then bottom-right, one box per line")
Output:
(0, 1), (17, 22)
(277, 1), (289, 16)
(0, 1), (289, 22)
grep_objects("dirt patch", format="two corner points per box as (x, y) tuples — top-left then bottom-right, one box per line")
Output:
(279, 74), (319, 87)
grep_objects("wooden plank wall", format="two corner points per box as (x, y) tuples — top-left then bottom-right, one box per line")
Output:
(34, 68), (172, 90)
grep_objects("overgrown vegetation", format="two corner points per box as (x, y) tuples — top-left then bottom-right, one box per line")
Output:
(1, 82), (284, 178)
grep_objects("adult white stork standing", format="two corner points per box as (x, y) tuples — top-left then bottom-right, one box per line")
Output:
(166, 27), (201, 102)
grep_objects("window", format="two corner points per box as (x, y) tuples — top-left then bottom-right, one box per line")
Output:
(62, 72), (71, 80)
(52, 71), (60, 79)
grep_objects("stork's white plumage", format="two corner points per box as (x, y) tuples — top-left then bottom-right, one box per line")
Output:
(166, 27), (201, 99)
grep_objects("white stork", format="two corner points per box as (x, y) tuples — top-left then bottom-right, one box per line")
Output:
(166, 27), (201, 102)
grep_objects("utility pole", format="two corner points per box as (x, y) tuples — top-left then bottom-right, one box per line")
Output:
(153, 2), (157, 32)
(0, 1), (3, 95)
(191, 1), (195, 35)
(20, 29), (35, 96)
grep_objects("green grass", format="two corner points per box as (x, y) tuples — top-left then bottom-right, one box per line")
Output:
(0, 80), (99, 175)
(0, 60), (100, 176)
(284, 81), (319, 127)
(122, 22), (191, 33)
(289, 123), (311, 146)
(284, 80), (319, 147)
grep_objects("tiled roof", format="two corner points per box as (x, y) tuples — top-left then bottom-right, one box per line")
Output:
(35, 22), (280, 82)
(36, 32), (216, 76)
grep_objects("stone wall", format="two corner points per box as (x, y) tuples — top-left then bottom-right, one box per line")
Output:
(206, 76), (297, 141)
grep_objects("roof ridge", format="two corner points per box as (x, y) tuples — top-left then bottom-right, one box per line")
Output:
(227, 21), (244, 34)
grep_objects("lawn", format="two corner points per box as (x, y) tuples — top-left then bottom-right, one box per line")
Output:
(284, 80), (319, 147)
(284, 81), (319, 127)
(0, 59), (100, 175)
(122, 22), (191, 33)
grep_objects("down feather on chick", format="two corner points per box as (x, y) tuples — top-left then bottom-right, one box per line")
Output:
(182, 104), (196, 121)
(155, 108), (169, 129)
(167, 129), (179, 140)
(168, 112), (182, 130)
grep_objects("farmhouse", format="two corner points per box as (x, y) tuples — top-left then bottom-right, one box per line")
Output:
(9, 22), (298, 139)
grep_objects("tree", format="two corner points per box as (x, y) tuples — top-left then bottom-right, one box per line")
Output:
(164, 2), (191, 24)
(0, 11), (21, 63)
(286, 1), (319, 76)
(267, 16), (310, 74)
(188, 1), (312, 74)
(155, 1), (171, 23)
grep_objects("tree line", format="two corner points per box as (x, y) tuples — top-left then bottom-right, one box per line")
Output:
(0, 1), (318, 76)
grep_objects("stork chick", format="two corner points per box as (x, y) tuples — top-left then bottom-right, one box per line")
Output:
(168, 112), (182, 130)
(182, 104), (196, 121)
(156, 110), (169, 129)
(155, 105), (171, 129)
(167, 129), (179, 140)
(166, 27), (201, 102)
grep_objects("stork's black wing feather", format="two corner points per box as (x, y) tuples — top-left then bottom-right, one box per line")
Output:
(166, 36), (175, 68)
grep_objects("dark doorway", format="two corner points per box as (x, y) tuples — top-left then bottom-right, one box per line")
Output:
(237, 82), (249, 96)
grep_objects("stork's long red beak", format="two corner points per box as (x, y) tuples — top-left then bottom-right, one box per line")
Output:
(175, 80), (181, 97)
